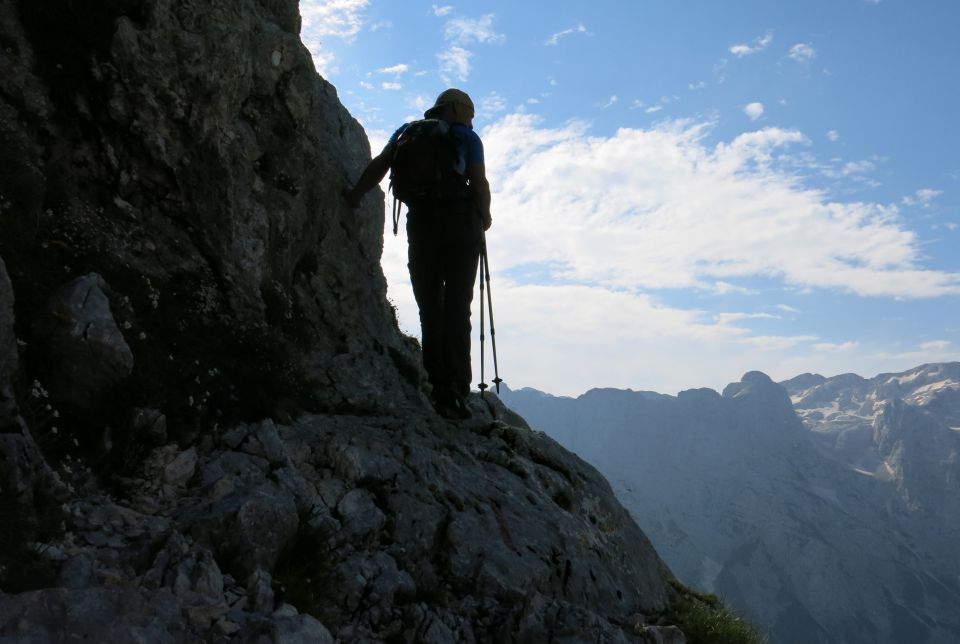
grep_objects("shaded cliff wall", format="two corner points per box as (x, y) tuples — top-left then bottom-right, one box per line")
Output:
(1, 0), (419, 433)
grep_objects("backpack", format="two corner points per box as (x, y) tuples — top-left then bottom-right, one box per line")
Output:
(388, 119), (466, 235)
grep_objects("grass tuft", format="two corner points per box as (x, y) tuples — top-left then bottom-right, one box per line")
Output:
(664, 577), (768, 644)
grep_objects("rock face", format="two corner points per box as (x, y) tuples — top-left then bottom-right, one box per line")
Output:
(33, 273), (134, 410)
(0, 0), (675, 641)
(0, 258), (17, 427)
(502, 366), (960, 644)
(1, 0), (415, 417)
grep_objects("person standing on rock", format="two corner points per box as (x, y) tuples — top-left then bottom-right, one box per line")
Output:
(345, 89), (492, 419)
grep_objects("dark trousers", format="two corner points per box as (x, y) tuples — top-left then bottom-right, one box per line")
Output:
(406, 200), (483, 397)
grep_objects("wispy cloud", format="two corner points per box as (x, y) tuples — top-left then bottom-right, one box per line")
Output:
(431, 4), (453, 16)
(602, 95), (618, 109)
(730, 32), (773, 57)
(821, 158), (877, 179)
(477, 92), (508, 122)
(546, 23), (588, 46)
(300, 0), (370, 76)
(716, 312), (782, 325)
(444, 14), (505, 45)
(480, 113), (960, 299)
(827, 130), (840, 142)
(744, 102), (765, 120)
(438, 46), (472, 81)
(789, 43), (816, 61)
(381, 82), (402, 90)
(814, 341), (860, 352)
(378, 63), (409, 75)
(902, 188), (943, 207)
(437, 13), (504, 82)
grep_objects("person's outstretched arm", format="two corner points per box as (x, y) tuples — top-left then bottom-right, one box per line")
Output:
(344, 147), (392, 208)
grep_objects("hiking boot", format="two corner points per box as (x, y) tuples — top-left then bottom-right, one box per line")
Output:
(432, 385), (471, 420)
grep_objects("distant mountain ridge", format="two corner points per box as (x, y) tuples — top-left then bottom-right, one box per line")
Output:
(500, 363), (960, 644)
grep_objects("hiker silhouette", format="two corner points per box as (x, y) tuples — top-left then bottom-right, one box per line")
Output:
(345, 88), (492, 419)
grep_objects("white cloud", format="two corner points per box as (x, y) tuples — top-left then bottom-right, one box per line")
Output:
(479, 113), (960, 299)
(359, 80), (374, 90)
(376, 113), (960, 396)
(730, 32), (773, 57)
(827, 130), (840, 142)
(814, 341), (859, 352)
(378, 63), (409, 75)
(432, 4), (453, 16)
(645, 105), (663, 114)
(444, 14), (505, 45)
(744, 102), (765, 120)
(438, 46), (472, 81)
(477, 92), (508, 122)
(436, 13), (503, 83)
(902, 188), (943, 207)
(920, 340), (951, 351)
(712, 281), (759, 295)
(689, 81), (706, 90)
(715, 312), (781, 325)
(821, 158), (877, 179)
(546, 23), (588, 46)
(789, 43), (816, 61)
(602, 95), (618, 109)
(300, 0), (370, 76)
(381, 82), (402, 90)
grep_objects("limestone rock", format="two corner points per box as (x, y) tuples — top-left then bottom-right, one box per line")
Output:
(0, 256), (16, 427)
(0, 587), (190, 643)
(32, 273), (133, 410)
(185, 481), (300, 579)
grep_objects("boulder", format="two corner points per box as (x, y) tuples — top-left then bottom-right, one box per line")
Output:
(32, 273), (133, 410)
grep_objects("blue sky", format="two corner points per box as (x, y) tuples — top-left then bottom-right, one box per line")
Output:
(301, 0), (960, 396)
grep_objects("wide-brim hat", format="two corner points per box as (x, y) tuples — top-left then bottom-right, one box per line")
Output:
(424, 88), (474, 118)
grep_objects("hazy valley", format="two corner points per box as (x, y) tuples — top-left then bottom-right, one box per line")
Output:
(501, 363), (960, 644)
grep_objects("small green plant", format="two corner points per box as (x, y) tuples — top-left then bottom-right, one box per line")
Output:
(664, 577), (767, 644)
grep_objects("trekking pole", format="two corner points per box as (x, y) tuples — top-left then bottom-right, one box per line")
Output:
(477, 250), (488, 393)
(480, 230), (502, 394)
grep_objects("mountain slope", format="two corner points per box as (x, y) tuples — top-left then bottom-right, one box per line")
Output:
(502, 366), (960, 644)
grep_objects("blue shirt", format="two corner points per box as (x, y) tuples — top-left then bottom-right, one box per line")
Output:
(387, 119), (484, 176)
